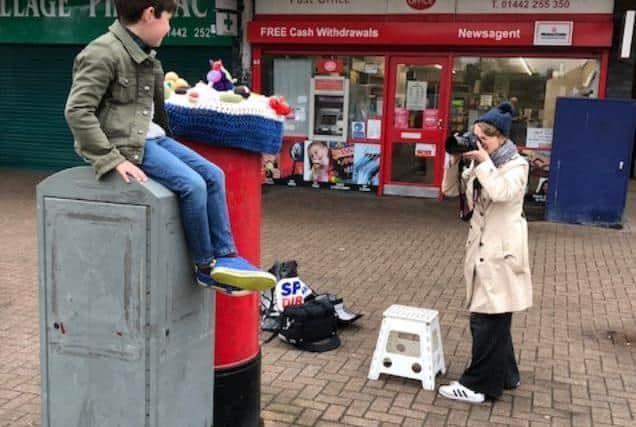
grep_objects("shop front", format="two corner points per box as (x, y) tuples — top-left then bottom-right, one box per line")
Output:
(249, 0), (614, 199)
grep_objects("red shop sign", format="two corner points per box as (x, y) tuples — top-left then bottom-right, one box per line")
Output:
(248, 21), (612, 47)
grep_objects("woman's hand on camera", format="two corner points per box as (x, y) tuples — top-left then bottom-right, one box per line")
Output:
(462, 141), (489, 164)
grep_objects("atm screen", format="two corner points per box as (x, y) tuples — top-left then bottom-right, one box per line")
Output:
(321, 115), (337, 125)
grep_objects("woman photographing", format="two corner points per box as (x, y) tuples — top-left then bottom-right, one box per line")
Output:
(439, 102), (533, 403)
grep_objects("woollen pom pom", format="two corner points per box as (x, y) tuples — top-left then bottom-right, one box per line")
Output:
(497, 101), (515, 115)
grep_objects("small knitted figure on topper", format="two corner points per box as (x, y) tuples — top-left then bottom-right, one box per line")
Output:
(206, 59), (235, 91)
(268, 96), (293, 117)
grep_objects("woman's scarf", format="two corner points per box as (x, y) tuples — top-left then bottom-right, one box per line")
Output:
(464, 140), (518, 218)
(489, 139), (518, 168)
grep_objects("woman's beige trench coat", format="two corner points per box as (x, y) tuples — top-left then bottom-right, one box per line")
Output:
(442, 155), (533, 314)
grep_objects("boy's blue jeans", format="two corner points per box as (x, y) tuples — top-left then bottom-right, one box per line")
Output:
(140, 136), (236, 265)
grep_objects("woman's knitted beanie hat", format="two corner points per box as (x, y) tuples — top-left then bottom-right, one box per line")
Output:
(474, 101), (515, 137)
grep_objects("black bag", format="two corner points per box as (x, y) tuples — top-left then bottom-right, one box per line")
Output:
(277, 297), (340, 352)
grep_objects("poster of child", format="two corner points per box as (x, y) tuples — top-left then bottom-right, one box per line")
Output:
(304, 141), (331, 183)
(304, 141), (354, 184)
(352, 144), (381, 186)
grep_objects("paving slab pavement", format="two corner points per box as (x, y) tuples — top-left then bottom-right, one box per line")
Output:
(1, 168), (635, 427)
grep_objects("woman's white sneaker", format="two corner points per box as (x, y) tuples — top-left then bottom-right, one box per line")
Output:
(438, 381), (485, 403)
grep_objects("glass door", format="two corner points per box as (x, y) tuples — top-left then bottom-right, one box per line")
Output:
(384, 57), (450, 197)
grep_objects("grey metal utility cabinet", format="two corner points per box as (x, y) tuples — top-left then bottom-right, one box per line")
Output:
(37, 167), (214, 427)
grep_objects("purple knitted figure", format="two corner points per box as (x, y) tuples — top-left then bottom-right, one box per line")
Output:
(207, 59), (234, 91)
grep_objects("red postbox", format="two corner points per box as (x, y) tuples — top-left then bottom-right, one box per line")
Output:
(180, 139), (262, 427)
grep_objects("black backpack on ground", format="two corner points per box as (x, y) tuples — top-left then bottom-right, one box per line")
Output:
(261, 260), (362, 352)
(277, 296), (340, 352)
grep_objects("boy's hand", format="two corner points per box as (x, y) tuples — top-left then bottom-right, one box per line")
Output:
(115, 160), (148, 183)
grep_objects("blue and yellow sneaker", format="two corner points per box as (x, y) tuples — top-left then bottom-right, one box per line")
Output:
(211, 256), (277, 292)
(194, 262), (251, 296)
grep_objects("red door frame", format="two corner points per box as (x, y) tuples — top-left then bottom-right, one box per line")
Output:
(381, 55), (452, 195)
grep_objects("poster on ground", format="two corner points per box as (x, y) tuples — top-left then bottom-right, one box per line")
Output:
(262, 140), (305, 185)
(303, 141), (354, 184)
(352, 144), (381, 187)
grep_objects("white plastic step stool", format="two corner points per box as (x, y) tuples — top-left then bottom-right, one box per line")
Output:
(368, 304), (446, 390)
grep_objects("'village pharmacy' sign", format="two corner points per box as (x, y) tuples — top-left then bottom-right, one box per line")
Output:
(0, 0), (238, 45)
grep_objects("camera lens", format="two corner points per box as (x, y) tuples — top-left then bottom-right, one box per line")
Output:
(445, 132), (478, 154)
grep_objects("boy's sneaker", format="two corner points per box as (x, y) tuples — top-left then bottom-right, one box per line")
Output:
(195, 265), (251, 296)
(211, 256), (277, 292)
(438, 381), (485, 403)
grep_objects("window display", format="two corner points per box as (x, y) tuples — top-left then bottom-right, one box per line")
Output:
(262, 55), (385, 190)
(272, 58), (312, 136)
(395, 64), (441, 129)
(450, 56), (600, 206)
(451, 57), (600, 146)
(349, 57), (385, 140)
(260, 53), (602, 197)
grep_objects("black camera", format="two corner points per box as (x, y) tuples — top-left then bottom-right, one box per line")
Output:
(445, 131), (479, 155)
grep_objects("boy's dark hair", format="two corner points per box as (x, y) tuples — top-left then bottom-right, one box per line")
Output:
(114, 0), (177, 24)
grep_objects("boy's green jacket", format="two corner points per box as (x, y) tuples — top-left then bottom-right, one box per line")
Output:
(65, 21), (172, 179)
